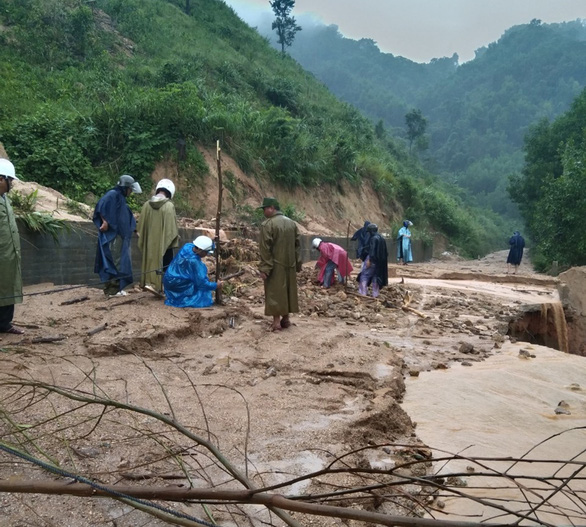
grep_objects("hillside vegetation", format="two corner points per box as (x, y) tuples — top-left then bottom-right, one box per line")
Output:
(278, 18), (586, 219)
(0, 0), (505, 256)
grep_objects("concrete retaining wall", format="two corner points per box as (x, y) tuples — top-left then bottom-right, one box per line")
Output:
(19, 221), (432, 287)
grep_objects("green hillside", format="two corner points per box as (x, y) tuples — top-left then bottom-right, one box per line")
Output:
(0, 0), (505, 257)
(280, 18), (586, 219)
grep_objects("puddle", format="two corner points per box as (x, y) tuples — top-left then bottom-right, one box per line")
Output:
(401, 341), (586, 523)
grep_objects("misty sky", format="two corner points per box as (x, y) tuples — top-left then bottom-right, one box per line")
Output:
(223, 0), (585, 63)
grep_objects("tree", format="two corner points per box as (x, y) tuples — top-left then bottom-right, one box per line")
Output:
(270, 0), (301, 56)
(405, 108), (427, 154)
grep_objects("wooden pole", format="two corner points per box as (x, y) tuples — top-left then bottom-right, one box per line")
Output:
(215, 140), (223, 304)
(345, 220), (351, 292)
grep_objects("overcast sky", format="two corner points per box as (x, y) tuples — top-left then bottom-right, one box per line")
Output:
(223, 0), (585, 63)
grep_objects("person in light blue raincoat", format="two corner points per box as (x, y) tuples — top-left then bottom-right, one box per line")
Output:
(163, 236), (223, 308)
(397, 220), (413, 264)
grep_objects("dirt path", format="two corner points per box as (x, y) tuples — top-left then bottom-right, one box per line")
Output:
(0, 250), (566, 526)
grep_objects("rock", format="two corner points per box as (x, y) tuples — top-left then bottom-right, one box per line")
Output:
(432, 362), (448, 370)
(265, 366), (277, 377)
(459, 342), (475, 354)
(409, 370), (420, 377)
(519, 349), (532, 359)
(72, 446), (100, 458)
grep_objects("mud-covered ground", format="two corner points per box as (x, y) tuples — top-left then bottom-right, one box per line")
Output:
(0, 248), (560, 527)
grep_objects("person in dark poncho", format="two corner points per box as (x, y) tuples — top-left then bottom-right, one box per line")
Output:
(506, 231), (525, 274)
(93, 175), (142, 297)
(357, 223), (388, 297)
(351, 221), (371, 260)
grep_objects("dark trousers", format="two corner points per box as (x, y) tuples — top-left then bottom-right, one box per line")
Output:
(0, 304), (15, 332)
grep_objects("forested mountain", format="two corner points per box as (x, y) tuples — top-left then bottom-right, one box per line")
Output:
(0, 0), (508, 257)
(510, 90), (586, 270)
(267, 18), (586, 218)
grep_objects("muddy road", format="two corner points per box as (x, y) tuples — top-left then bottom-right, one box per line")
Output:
(1, 249), (579, 527)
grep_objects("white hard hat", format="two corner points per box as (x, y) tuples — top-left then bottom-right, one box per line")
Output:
(0, 159), (18, 180)
(118, 174), (142, 194)
(312, 237), (322, 249)
(193, 235), (214, 254)
(156, 178), (176, 198)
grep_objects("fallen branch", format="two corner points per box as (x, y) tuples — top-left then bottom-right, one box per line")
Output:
(221, 269), (245, 281)
(60, 296), (90, 306)
(86, 323), (108, 336)
(0, 479), (507, 527)
(31, 336), (66, 344)
(402, 305), (427, 318)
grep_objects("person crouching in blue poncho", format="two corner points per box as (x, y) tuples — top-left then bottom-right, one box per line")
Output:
(164, 236), (223, 308)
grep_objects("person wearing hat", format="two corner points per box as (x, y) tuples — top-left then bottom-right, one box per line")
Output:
(137, 178), (179, 295)
(312, 238), (353, 288)
(357, 223), (388, 298)
(258, 197), (302, 331)
(163, 236), (223, 308)
(397, 220), (414, 265)
(0, 159), (25, 334)
(93, 174), (142, 297)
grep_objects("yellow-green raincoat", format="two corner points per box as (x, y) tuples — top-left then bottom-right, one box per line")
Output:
(0, 195), (22, 307)
(259, 212), (301, 316)
(137, 196), (179, 292)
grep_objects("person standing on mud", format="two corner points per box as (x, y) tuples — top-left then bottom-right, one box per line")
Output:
(350, 220), (371, 260)
(93, 175), (142, 297)
(358, 223), (388, 298)
(258, 197), (302, 332)
(397, 220), (413, 265)
(137, 178), (179, 295)
(506, 231), (525, 274)
(0, 159), (24, 334)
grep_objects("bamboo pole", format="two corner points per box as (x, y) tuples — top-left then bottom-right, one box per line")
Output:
(215, 140), (223, 305)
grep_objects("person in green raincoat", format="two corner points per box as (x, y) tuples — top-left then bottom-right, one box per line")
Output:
(0, 159), (24, 334)
(258, 197), (302, 332)
(137, 179), (179, 295)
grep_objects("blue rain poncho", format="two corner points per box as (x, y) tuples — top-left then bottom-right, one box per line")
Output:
(163, 243), (218, 308)
(93, 186), (136, 290)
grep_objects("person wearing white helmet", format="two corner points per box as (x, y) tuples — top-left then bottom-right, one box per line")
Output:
(92, 174), (142, 296)
(0, 159), (25, 334)
(137, 178), (179, 295)
(312, 237), (353, 289)
(163, 236), (223, 308)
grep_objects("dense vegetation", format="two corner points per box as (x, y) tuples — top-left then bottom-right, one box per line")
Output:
(509, 89), (586, 271)
(0, 0), (505, 257)
(273, 18), (586, 219)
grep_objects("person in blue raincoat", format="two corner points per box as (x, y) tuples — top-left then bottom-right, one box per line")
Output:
(506, 231), (525, 274)
(164, 236), (224, 308)
(93, 175), (142, 296)
(397, 220), (413, 265)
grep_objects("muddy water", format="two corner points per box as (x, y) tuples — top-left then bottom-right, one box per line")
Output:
(402, 342), (586, 523)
